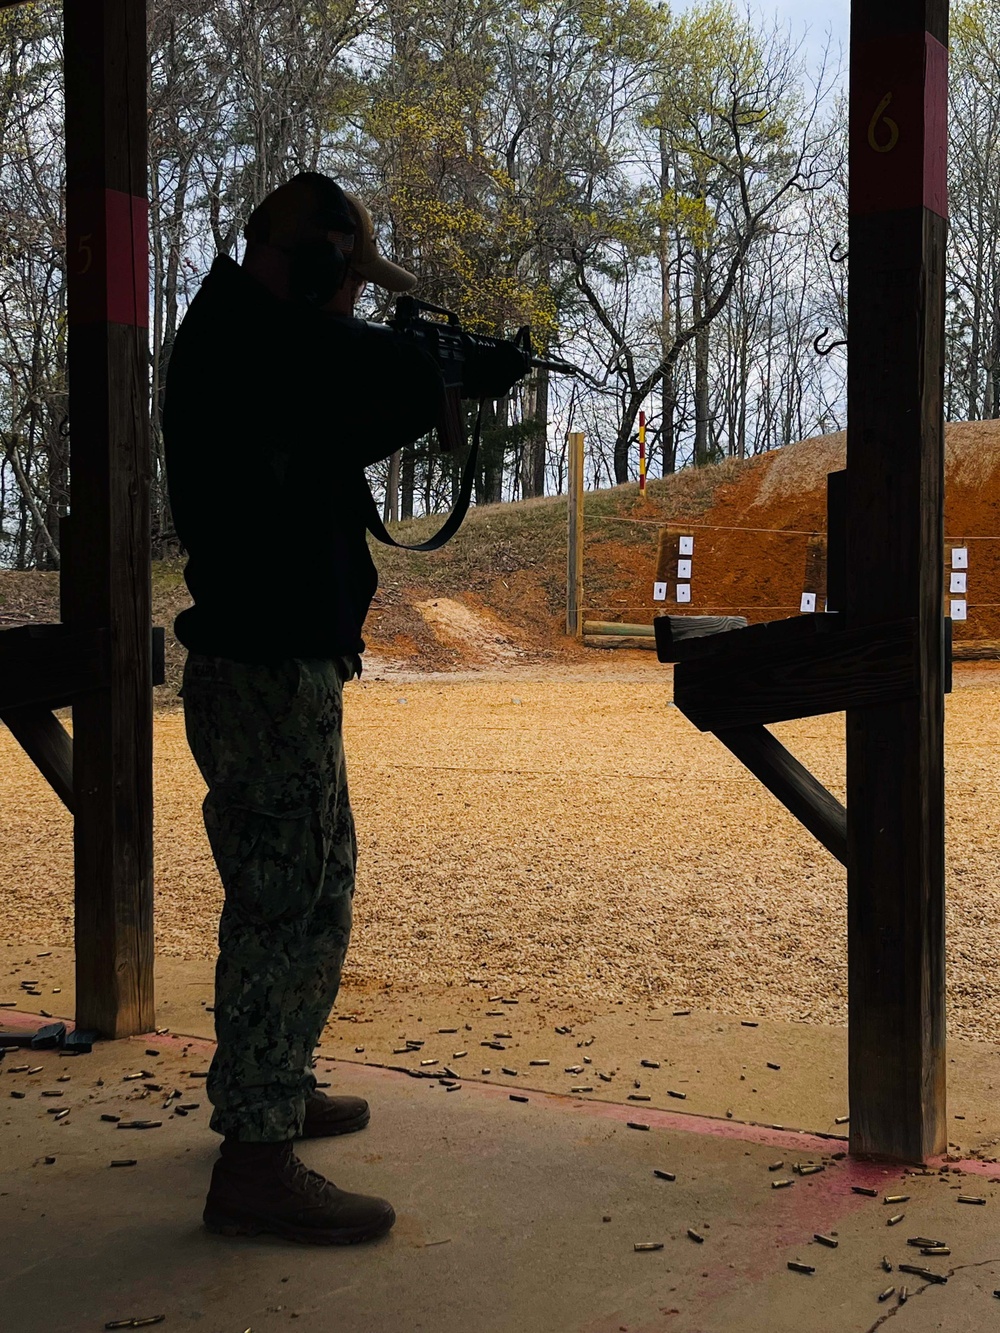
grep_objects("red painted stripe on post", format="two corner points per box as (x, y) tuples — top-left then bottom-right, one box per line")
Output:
(923, 33), (949, 219)
(850, 31), (948, 220)
(66, 188), (149, 327)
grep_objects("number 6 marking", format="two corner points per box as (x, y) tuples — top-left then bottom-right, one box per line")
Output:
(868, 93), (899, 153)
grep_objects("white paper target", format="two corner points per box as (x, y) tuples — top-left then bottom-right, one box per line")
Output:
(952, 547), (969, 570)
(800, 592), (817, 613)
(950, 599), (968, 621)
(678, 536), (694, 556)
(950, 571), (967, 594)
(676, 583), (691, 603)
(677, 559), (692, 579)
(653, 581), (667, 602)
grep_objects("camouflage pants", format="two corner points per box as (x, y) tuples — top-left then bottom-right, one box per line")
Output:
(181, 651), (358, 1141)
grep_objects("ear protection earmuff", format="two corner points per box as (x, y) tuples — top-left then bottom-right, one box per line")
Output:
(287, 237), (350, 308)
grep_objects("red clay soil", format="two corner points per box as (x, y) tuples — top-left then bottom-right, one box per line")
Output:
(3, 421), (1000, 678)
(585, 420), (1000, 645)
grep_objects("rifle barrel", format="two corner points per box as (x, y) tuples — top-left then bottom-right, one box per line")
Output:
(531, 356), (580, 375)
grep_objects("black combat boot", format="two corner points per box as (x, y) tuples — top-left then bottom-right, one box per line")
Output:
(204, 1139), (395, 1245)
(300, 1090), (370, 1139)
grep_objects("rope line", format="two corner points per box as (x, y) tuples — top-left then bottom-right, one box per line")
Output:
(583, 516), (1000, 542)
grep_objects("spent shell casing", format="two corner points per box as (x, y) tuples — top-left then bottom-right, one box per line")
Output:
(852, 1186), (878, 1196)
(772, 1179), (794, 1189)
(687, 1229), (704, 1243)
(446, 1083), (461, 1091)
(958, 1195), (986, 1204)
(392, 1048), (410, 1055)
(501, 1067), (518, 1076)
(452, 1051), (467, 1059)
(921, 1246), (950, 1255)
(598, 1072), (613, 1082)
(10, 1089), (26, 1099)
(835, 1115), (850, 1124)
(565, 1066), (584, 1074)
(53, 1107), (70, 1119)
(633, 1242), (664, 1251)
(813, 1234), (838, 1248)
(101, 1114), (120, 1122)
(509, 1094), (528, 1103)
(570, 1086), (594, 1093)
(899, 1264), (947, 1283)
(555, 1025), (571, 1034)
(907, 1237), (944, 1248)
(110, 1159), (137, 1167)
(673, 1009), (691, 1017)
(419, 1059), (438, 1066)
(882, 1257), (893, 1272)
(653, 1170), (676, 1181)
(116, 1120), (162, 1130)
(878, 1287), (895, 1303)
(627, 1121), (649, 1131)
(787, 1261), (814, 1274)
(741, 1020), (758, 1027)
(667, 1090), (687, 1099)
(641, 1060), (661, 1068)
(899, 1286), (908, 1303)
(796, 1164), (824, 1176)
(438, 1028), (458, 1034)
(883, 1194), (909, 1204)
(628, 1094), (651, 1101)
(887, 1214), (905, 1226)
(767, 1062), (781, 1070)
(493, 1032), (512, 1039)
(529, 1060), (550, 1066)
(768, 1161), (784, 1171)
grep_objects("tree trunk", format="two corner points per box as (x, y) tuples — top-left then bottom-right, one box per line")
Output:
(383, 449), (400, 523)
(693, 256), (710, 467)
(401, 444), (415, 520)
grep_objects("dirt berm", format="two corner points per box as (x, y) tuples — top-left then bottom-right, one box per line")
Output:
(3, 420), (1000, 691)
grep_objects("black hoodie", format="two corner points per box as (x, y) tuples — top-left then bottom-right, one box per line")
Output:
(163, 255), (444, 663)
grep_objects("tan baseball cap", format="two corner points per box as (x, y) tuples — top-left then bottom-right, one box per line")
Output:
(342, 192), (417, 293)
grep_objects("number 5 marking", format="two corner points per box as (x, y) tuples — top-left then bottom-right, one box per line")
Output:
(868, 93), (899, 153)
(77, 233), (93, 274)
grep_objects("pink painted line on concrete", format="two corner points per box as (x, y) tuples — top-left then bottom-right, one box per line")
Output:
(7, 1007), (1000, 1184)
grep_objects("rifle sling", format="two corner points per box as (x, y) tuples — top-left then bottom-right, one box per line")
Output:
(365, 399), (484, 552)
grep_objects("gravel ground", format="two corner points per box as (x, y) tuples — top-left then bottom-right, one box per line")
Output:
(2, 662), (1000, 1041)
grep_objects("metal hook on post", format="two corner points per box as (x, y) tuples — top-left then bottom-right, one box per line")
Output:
(830, 241), (849, 265)
(814, 328), (848, 358)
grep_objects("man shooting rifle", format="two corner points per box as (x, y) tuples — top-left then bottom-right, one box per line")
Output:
(163, 172), (530, 1245)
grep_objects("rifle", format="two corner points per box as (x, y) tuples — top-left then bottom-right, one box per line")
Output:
(364, 296), (580, 551)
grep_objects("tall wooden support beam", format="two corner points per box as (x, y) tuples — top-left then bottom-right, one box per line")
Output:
(62, 0), (154, 1037)
(847, 0), (948, 1159)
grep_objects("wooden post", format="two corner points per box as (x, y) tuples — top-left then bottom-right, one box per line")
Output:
(567, 432), (584, 636)
(846, 0), (948, 1159)
(62, 0), (155, 1037)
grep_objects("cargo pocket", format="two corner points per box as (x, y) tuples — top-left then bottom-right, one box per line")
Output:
(205, 782), (323, 926)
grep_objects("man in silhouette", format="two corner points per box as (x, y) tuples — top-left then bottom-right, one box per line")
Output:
(165, 173), (504, 1244)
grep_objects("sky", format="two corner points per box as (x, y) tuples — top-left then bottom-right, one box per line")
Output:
(669, 0), (850, 78)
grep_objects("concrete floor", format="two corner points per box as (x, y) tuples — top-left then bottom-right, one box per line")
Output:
(4, 1012), (1000, 1333)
